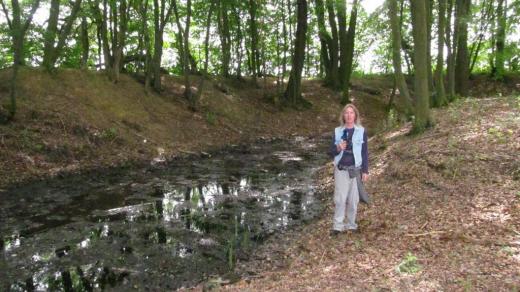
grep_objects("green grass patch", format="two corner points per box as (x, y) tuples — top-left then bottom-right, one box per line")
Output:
(396, 252), (422, 274)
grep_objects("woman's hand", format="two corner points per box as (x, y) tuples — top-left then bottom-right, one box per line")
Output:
(362, 173), (368, 182)
(337, 140), (347, 152)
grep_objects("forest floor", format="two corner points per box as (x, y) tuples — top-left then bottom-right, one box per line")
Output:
(1, 68), (519, 290)
(219, 96), (520, 291)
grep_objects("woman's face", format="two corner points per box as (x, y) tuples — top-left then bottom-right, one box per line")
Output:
(343, 107), (356, 125)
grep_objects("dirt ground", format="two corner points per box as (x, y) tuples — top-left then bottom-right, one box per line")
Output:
(217, 96), (520, 291)
(1, 68), (519, 290)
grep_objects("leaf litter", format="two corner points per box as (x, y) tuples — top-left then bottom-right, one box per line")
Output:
(212, 96), (520, 291)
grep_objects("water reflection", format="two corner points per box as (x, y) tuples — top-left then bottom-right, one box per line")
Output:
(1, 136), (329, 290)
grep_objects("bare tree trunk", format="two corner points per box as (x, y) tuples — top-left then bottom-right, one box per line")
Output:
(337, 0), (347, 89)
(410, 0), (432, 132)
(1, 0), (40, 120)
(340, 0), (359, 105)
(183, 0), (193, 108)
(43, 0), (83, 71)
(315, 0), (332, 85)
(284, 0), (308, 106)
(454, 0), (470, 96)
(217, 0), (231, 77)
(80, 15), (89, 69)
(248, 0), (259, 83)
(446, 0), (456, 100)
(494, 0), (506, 80)
(112, 0), (129, 83)
(194, 0), (215, 102)
(434, 0), (447, 107)
(426, 0), (433, 91)
(325, 0), (339, 88)
(42, 0), (60, 70)
(388, 0), (413, 114)
(152, 0), (174, 91)
(232, 5), (243, 78)
(469, 0), (492, 73)
(282, 0), (288, 85)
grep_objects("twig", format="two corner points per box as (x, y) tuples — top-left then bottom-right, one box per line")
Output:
(405, 230), (447, 237)
(179, 149), (197, 155)
(318, 249), (326, 265)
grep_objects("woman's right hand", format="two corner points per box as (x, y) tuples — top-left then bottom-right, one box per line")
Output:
(337, 140), (347, 152)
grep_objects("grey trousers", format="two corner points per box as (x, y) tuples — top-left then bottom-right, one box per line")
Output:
(333, 166), (359, 231)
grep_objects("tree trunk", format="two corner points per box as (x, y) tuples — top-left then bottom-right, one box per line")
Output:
(80, 15), (89, 69)
(232, 5), (243, 78)
(218, 0), (231, 77)
(43, 0), (83, 70)
(340, 0), (359, 105)
(454, 0), (470, 96)
(284, 0), (308, 106)
(337, 0), (347, 90)
(410, 0), (432, 132)
(388, 0), (413, 114)
(42, 0), (60, 70)
(446, 0), (456, 100)
(183, 0), (193, 108)
(282, 0), (288, 84)
(434, 0), (447, 107)
(426, 0), (433, 91)
(152, 0), (174, 91)
(494, 0), (506, 80)
(248, 0), (259, 83)
(90, 0), (113, 73)
(469, 0), (492, 73)
(2, 0), (40, 120)
(194, 0), (215, 103)
(112, 0), (129, 83)
(315, 0), (332, 85)
(325, 0), (339, 88)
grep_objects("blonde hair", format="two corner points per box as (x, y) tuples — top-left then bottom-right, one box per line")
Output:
(339, 103), (361, 127)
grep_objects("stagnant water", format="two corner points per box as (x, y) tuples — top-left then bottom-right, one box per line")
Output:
(1, 135), (332, 291)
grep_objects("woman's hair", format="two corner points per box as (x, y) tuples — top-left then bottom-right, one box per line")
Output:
(339, 103), (362, 127)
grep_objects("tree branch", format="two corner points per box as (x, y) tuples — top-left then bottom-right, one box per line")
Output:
(0, 0), (12, 30)
(22, 0), (41, 34)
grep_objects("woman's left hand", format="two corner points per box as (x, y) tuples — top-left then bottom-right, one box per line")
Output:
(362, 173), (368, 182)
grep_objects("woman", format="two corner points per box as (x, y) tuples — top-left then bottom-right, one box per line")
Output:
(328, 103), (368, 235)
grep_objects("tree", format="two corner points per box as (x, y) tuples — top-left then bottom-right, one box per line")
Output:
(445, 0), (456, 100)
(248, 0), (260, 82)
(494, 0), (506, 79)
(152, 0), (174, 91)
(217, 0), (231, 77)
(0, 0), (41, 120)
(283, 0), (308, 106)
(434, 0), (447, 107)
(410, 0), (432, 132)
(388, 0), (413, 114)
(454, 0), (471, 96)
(193, 0), (216, 105)
(80, 14), (89, 70)
(172, 0), (194, 105)
(42, 0), (83, 71)
(340, 0), (359, 104)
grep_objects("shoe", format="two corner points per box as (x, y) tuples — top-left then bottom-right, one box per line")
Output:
(329, 230), (342, 236)
(346, 228), (360, 234)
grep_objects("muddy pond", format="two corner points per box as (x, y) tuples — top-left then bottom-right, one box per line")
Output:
(0, 135), (337, 291)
